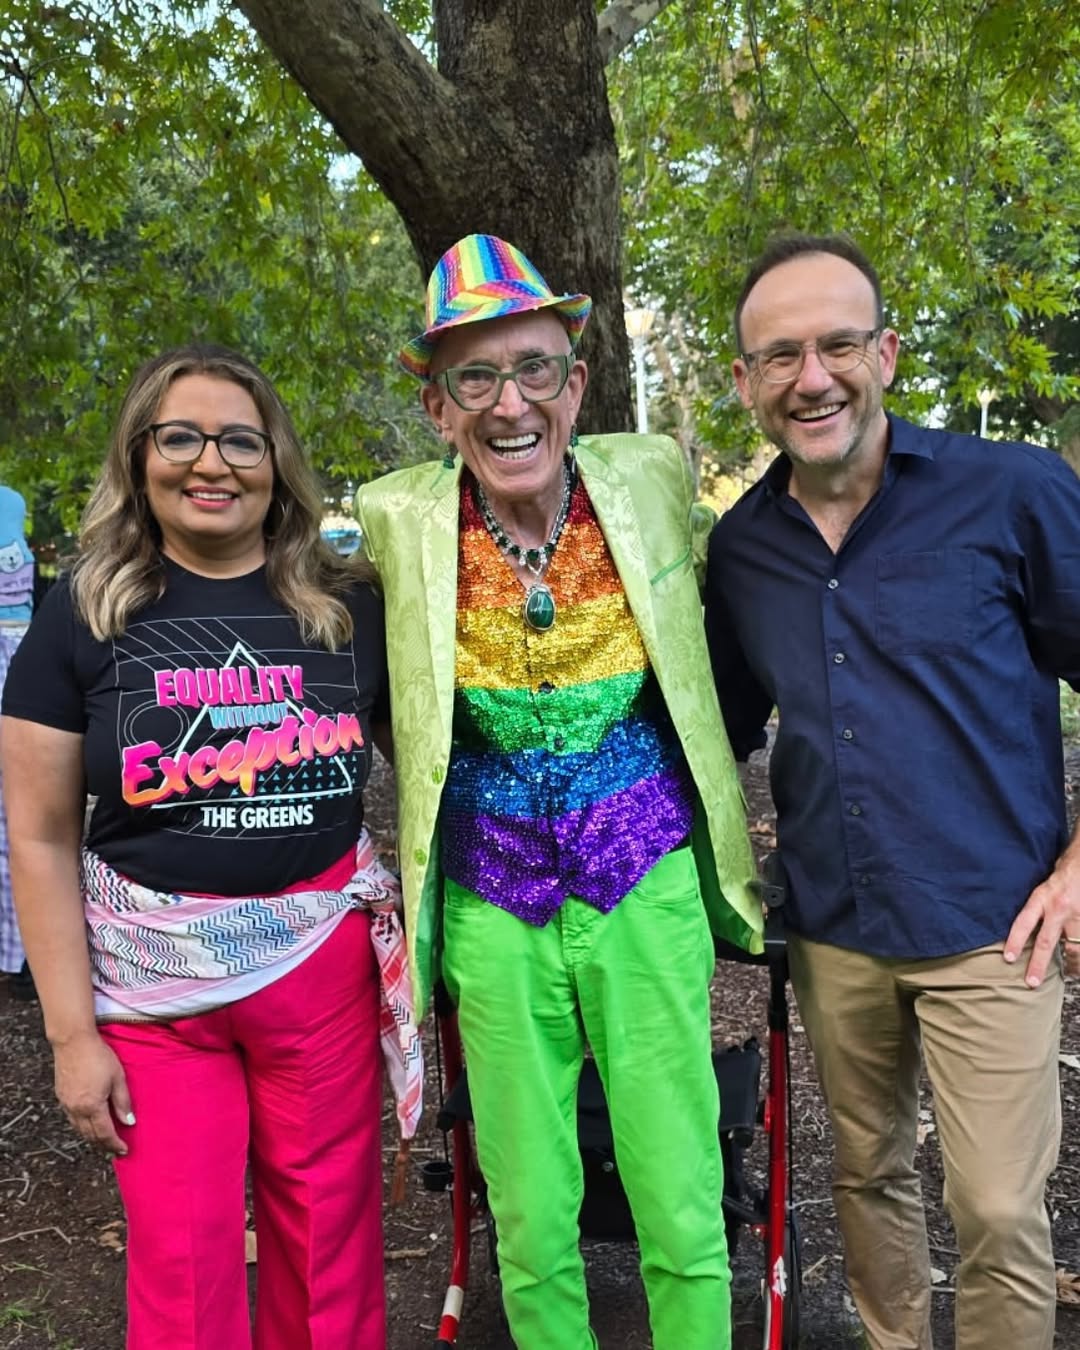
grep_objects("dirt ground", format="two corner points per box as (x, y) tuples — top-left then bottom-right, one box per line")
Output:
(2, 746), (1079, 1349)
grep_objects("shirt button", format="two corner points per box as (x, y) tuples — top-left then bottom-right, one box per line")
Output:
(859, 873), (871, 886)
(833, 652), (846, 664)
(432, 765), (444, 783)
(849, 804), (862, 816)
(538, 681), (554, 694)
(554, 736), (566, 751)
(842, 728), (854, 741)
(827, 578), (839, 590)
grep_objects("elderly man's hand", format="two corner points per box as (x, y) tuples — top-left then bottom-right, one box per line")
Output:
(1004, 846), (1080, 986)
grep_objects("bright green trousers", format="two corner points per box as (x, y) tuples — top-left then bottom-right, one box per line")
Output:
(442, 846), (731, 1350)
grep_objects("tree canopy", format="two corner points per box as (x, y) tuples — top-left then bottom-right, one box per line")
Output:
(1, 0), (1077, 537)
(0, 0), (426, 532)
(612, 1), (1080, 473)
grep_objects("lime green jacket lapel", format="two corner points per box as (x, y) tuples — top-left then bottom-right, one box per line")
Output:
(576, 437), (759, 960)
(577, 441), (660, 660)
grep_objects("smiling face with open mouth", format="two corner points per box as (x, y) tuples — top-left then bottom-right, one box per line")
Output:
(142, 373), (274, 577)
(422, 311), (587, 533)
(733, 252), (899, 478)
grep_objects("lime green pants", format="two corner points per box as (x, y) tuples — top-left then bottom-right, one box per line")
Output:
(442, 846), (731, 1350)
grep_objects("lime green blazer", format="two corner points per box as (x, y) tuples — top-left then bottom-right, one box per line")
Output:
(355, 432), (763, 1013)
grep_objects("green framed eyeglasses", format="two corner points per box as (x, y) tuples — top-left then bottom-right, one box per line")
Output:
(434, 353), (573, 411)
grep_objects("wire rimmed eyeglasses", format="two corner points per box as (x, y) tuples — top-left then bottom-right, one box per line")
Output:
(148, 422), (272, 469)
(434, 353), (573, 412)
(742, 328), (882, 384)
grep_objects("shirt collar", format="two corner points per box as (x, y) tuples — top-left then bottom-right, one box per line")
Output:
(761, 412), (934, 500)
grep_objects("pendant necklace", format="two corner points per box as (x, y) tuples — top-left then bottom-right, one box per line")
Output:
(475, 458), (574, 631)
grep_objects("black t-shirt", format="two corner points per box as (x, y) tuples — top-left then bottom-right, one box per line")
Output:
(2, 561), (389, 895)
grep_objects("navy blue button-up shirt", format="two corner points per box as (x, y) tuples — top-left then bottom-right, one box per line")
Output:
(706, 415), (1080, 958)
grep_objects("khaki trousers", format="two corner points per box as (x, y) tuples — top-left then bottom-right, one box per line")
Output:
(788, 935), (1062, 1350)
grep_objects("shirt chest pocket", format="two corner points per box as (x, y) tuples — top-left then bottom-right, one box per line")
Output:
(875, 549), (976, 654)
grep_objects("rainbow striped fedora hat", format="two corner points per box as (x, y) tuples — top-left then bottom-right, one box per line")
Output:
(399, 234), (592, 378)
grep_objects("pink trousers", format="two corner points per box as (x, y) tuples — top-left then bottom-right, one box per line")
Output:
(100, 912), (385, 1350)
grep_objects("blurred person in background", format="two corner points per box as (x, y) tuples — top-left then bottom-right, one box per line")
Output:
(0, 484), (35, 996)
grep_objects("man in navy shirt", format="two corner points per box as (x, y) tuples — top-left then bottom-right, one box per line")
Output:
(706, 232), (1080, 1350)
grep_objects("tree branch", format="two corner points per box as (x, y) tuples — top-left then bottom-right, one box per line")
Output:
(232, 0), (636, 429)
(597, 0), (677, 65)
(1027, 391), (1069, 425)
(16, 66), (97, 336)
(234, 0), (466, 221)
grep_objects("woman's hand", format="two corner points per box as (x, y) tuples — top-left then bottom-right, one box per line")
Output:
(52, 1029), (134, 1156)
(2, 718), (130, 1152)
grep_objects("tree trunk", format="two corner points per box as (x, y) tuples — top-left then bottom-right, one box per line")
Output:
(235, 0), (637, 434)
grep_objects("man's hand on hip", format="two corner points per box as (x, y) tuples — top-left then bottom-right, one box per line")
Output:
(1005, 843), (1080, 985)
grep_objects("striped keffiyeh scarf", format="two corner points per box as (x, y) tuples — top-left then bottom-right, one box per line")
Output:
(81, 830), (423, 1139)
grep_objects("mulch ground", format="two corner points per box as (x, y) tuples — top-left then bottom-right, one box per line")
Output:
(2, 746), (1079, 1348)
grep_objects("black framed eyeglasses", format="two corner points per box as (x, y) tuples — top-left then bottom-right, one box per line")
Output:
(742, 328), (882, 384)
(434, 353), (573, 412)
(148, 422), (271, 469)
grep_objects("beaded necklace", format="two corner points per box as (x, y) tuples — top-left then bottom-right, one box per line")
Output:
(475, 457), (574, 631)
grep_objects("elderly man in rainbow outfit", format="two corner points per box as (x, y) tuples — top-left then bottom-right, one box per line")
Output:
(356, 234), (762, 1349)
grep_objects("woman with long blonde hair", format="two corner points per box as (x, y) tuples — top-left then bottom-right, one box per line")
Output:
(1, 345), (416, 1350)
(72, 344), (361, 646)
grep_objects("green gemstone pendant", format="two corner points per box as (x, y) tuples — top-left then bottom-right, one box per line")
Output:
(523, 583), (556, 631)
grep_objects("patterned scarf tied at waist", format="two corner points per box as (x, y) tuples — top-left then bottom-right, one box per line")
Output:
(81, 830), (423, 1139)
